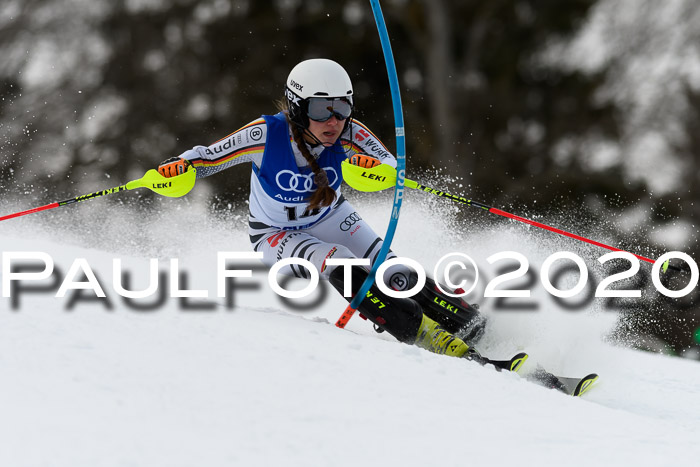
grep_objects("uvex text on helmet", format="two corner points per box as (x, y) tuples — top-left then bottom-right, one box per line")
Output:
(285, 59), (353, 128)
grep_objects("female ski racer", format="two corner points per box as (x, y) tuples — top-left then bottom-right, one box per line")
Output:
(157, 58), (486, 360)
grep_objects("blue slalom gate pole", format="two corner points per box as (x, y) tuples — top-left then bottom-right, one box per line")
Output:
(336, 0), (406, 328)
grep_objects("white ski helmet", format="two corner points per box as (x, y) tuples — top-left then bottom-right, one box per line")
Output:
(285, 58), (354, 129)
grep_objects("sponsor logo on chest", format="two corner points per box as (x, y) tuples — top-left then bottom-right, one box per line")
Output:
(274, 194), (306, 202)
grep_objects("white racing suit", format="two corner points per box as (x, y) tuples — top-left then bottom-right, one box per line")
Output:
(178, 112), (410, 287)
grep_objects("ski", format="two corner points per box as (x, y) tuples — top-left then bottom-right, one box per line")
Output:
(528, 367), (599, 397)
(561, 373), (599, 397)
(472, 352), (529, 373)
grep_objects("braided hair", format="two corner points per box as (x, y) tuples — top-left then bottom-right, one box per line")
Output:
(287, 118), (337, 210)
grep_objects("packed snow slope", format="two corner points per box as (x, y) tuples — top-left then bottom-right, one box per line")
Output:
(1, 188), (699, 467)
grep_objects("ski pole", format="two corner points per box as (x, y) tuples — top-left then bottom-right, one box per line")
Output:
(341, 161), (688, 273)
(0, 168), (196, 223)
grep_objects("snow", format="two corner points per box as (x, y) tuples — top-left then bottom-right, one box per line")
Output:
(1, 193), (699, 467)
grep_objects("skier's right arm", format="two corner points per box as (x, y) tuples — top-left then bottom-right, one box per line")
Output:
(158, 118), (267, 179)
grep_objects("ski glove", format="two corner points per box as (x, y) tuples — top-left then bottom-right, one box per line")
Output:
(158, 157), (192, 178)
(349, 154), (381, 168)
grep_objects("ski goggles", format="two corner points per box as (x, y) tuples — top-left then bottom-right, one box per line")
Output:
(306, 97), (353, 122)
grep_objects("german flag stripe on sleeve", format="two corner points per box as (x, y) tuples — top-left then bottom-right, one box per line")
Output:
(189, 144), (265, 167)
(341, 140), (364, 153)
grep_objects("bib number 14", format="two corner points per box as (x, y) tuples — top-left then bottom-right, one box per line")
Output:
(284, 206), (320, 222)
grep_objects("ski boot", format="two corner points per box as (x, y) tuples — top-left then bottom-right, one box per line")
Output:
(410, 274), (487, 345)
(329, 267), (475, 358)
(415, 313), (472, 357)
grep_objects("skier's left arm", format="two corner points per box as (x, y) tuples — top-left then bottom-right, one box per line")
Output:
(342, 119), (397, 169)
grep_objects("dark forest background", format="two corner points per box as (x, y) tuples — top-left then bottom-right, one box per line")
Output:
(1, 0), (698, 355)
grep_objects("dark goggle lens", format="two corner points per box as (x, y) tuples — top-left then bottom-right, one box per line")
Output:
(306, 98), (352, 122)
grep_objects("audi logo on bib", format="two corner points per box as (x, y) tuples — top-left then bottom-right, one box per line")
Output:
(275, 168), (339, 193)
